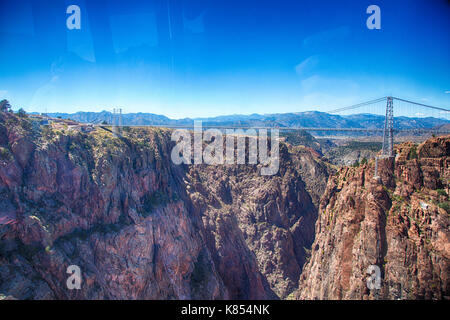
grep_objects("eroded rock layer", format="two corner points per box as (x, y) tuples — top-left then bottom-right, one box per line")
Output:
(296, 137), (450, 300)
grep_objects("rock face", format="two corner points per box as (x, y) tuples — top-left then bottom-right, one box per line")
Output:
(185, 144), (329, 298)
(296, 136), (450, 300)
(0, 111), (330, 299)
(323, 141), (381, 167)
(0, 112), (226, 300)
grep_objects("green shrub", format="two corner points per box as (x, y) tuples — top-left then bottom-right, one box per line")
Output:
(392, 194), (404, 202)
(190, 249), (210, 295)
(17, 108), (27, 117)
(0, 99), (11, 112)
(408, 145), (418, 160)
(0, 147), (12, 161)
(438, 202), (450, 214)
(41, 125), (54, 139)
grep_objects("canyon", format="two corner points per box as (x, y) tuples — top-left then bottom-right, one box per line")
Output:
(0, 108), (448, 299)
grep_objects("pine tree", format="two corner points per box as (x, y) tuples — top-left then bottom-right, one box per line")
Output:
(0, 99), (11, 112)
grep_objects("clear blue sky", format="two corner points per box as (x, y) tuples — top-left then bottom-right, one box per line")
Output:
(0, 0), (449, 118)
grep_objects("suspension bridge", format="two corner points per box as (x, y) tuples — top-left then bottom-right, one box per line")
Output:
(325, 96), (449, 156)
(107, 96), (449, 157)
(103, 96), (449, 177)
(109, 94), (449, 129)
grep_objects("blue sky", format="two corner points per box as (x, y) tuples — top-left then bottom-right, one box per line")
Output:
(0, 0), (449, 118)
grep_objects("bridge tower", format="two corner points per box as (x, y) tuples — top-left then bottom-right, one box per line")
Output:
(374, 96), (394, 179)
(112, 108), (123, 136)
(381, 96), (394, 157)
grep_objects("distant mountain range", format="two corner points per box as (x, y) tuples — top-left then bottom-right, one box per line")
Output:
(44, 110), (449, 131)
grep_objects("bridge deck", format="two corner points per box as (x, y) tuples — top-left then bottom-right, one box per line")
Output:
(93, 124), (450, 134)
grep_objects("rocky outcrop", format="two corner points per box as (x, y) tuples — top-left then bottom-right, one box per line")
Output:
(0, 111), (330, 299)
(296, 136), (450, 300)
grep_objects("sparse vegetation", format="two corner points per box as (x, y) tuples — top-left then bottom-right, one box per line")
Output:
(17, 108), (27, 117)
(438, 202), (450, 214)
(139, 191), (171, 217)
(0, 99), (11, 112)
(16, 239), (43, 262)
(0, 146), (12, 162)
(324, 141), (381, 166)
(190, 249), (211, 297)
(41, 125), (54, 139)
(407, 145), (418, 160)
(391, 202), (402, 215)
(391, 194), (404, 203)
(281, 130), (321, 152)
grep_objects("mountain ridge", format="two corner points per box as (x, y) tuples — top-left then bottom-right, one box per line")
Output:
(40, 110), (449, 131)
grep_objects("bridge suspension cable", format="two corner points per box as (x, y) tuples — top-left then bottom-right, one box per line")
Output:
(327, 97), (387, 114)
(327, 96), (449, 114)
(326, 96), (449, 178)
(391, 97), (450, 113)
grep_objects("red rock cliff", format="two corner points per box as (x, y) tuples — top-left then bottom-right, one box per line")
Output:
(0, 110), (330, 299)
(296, 136), (449, 299)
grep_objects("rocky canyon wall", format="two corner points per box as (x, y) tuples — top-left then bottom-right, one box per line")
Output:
(1, 109), (448, 300)
(0, 111), (330, 299)
(296, 136), (449, 299)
